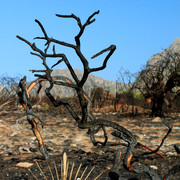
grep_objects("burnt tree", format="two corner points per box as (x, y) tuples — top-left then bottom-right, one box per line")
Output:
(17, 11), (168, 175)
(17, 11), (138, 171)
(134, 51), (180, 117)
(115, 68), (137, 114)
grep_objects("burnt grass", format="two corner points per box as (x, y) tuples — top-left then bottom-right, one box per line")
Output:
(0, 149), (180, 179)
(0, 109), (179, 179)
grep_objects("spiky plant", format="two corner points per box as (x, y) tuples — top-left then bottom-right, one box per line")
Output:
(0, 82), (11, 114)
(0, 78), (18, 114)
(27, 152), (104, 180)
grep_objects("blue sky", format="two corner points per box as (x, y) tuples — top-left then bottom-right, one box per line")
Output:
(0, 0), (180, 82)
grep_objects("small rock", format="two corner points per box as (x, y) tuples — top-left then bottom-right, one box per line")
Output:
(106, 166), (111, 170)
(166, 152), (177, 156)
(19, 147), (31, 153)
(93, 112), (102, 116)
(16, 162), (34, 168)
(9, 132), (17, 137)
(152, 117), (161, 122)
(63, 118), (68, 121)
(150, 165), (158, 170)
(71, 143), (77, 147)
(32, 105), (41, 110)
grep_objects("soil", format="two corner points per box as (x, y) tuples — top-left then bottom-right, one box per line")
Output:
(0, 109), (180, 179)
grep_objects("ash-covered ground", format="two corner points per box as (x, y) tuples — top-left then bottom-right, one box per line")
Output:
(0, 109), (179, 179)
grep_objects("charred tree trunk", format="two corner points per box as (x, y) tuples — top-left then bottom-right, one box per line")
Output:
(151, 94), (164, 117)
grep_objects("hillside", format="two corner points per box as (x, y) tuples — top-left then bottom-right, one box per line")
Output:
(147, 38), (180, 66)
(135, 38), (180, 84)
(30, 69), (117, 98)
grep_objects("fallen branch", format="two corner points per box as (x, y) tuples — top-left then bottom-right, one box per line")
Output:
(142, 118), (172, 157)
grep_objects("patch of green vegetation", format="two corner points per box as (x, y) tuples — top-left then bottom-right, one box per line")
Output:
(42, 106), (50, 110)
(133, 93), (144, 101)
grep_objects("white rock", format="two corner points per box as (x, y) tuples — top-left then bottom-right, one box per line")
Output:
(173, 127), (180, 130)
(16, 162), (34, 168)
(150, 165), (158, 170)
(166, 152), (177, 156)
(152, 117), (161, 122)
(32, 105), (41, 109)
(19, 147), (31, 153)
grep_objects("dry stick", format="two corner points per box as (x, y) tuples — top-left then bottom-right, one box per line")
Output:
(0, 98), (13, 108)
(53, 160), (59, 180)
(35, 160), (47, 180)
(63, 152), (68, 180)
(66, 160), (69, 179)
(94, 172), (104, 180)
(0, 110), (5, 115)
(141, 120), (172, 158)
(69, 161), (75, 180)
(27, 168), (38, 180)
(126, 153), (134, 172)
(61, 158), (63, 179)
(79, 166), (88, 180)
(0, 97), (12, 115)
(139, 142), (166, 159)
(84, 166), (95, 180)
(74, 163), (82, 180)
(47, 162), (54, 180)
(0, 92), (5, 98)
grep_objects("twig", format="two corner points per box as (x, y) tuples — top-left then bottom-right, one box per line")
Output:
(142, 118), (172, 157)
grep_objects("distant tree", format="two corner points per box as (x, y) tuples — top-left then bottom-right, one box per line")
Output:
(90, 86), (113, 110)
(0, 76), (19, 98)
(91, 87), (104, 108)
(115, 68), (137, 114)
(0, 75), (20, 110)
(134, 50), (180, 117)
(0, 83), (7, 114)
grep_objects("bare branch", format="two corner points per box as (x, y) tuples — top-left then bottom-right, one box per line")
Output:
(51, 58), (64, 68)
(53, 45), (56, 54)
(53, 80), (77, 89)
(29, 70), (46, 73)
(75, 10), (100, 47)
(86, 10), (100, 25)
(30, 52), (44, 60)
(56, 11), (99, 47)
(16, 35), (33, 46)
(34, 37), (76, 49)
(90, 45), (116, 72)
(91, 45), (115, 59)
(35, 19), (48, 39)
(56, 13), (82, 28)
(142, 118), (172, 156)
(17, 36), (66, 58)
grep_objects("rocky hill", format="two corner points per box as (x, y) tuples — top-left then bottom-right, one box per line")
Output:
(135, 38), (180, 83)
(30, 69), (117, 98)
(147, 38), (180, 66)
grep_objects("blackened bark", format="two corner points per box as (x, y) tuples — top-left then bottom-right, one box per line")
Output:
(151, 95), (164, 117)
(18, 77), (49, 159)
